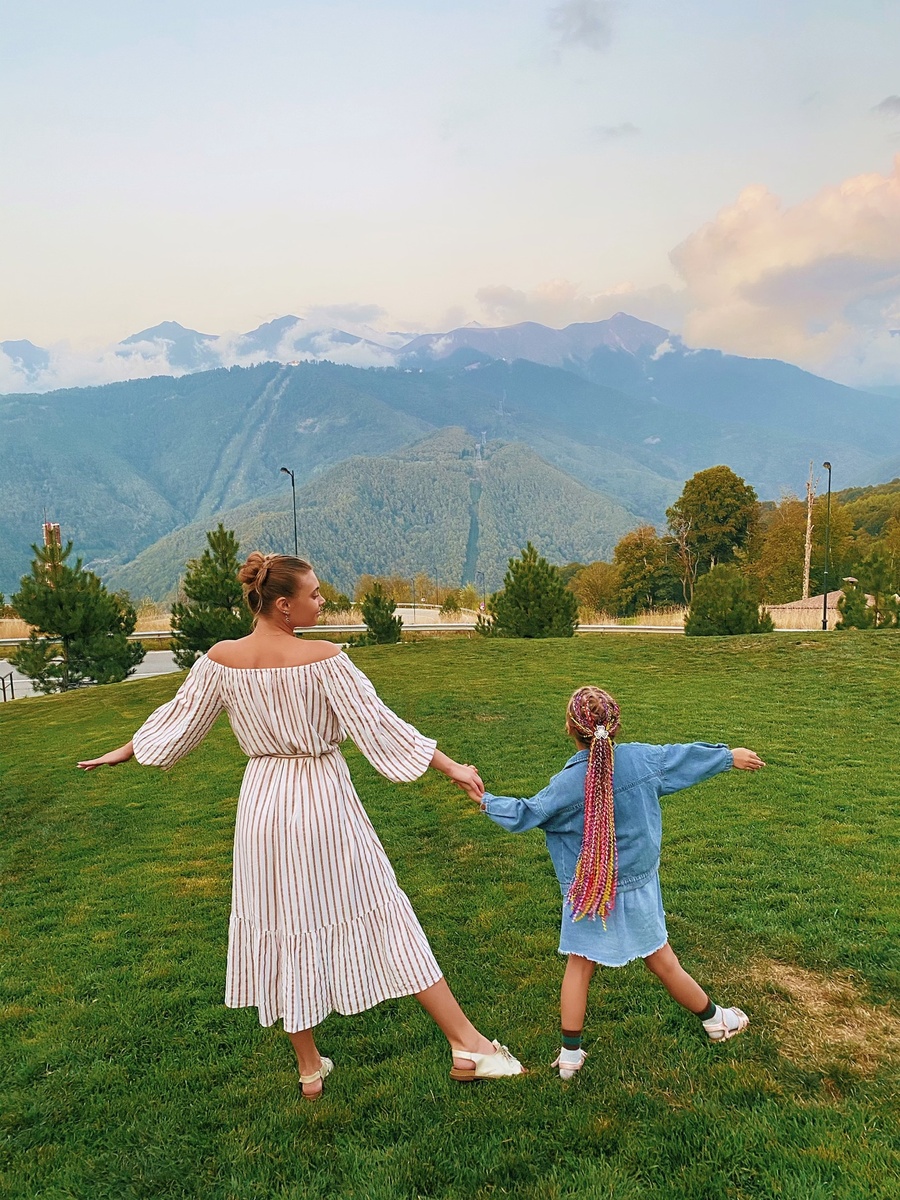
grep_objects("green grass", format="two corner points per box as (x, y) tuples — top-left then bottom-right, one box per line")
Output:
(2, 633), (899, 1199)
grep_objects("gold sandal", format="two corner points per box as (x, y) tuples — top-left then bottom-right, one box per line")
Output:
(299, 1056), (334, 1100)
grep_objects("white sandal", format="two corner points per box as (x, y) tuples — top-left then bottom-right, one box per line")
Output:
(552, 1047), (587, 1080)
(703, 1006), (750, 1042)
(299, 1055), (334, 1100)
(449, 1040), (525, 1082)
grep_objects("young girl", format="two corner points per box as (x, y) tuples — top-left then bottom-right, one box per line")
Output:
(478, 686), (764, 1078)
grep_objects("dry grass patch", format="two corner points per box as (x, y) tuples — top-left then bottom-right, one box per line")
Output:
(0, 618), (31, 639)
(748, 958), (900, 1072)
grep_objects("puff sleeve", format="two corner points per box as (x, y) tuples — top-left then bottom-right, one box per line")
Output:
(132, 655), (224, 768)
(316, 653), (436, 783)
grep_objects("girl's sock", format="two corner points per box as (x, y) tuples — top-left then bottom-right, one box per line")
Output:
(561, 1028), (583, 1051)
(696, 999), (717, 1022)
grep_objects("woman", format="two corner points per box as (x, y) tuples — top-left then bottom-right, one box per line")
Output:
(79, 552), (524, 1098)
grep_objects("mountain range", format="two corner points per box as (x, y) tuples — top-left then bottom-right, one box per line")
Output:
(2, 313), (898, 599)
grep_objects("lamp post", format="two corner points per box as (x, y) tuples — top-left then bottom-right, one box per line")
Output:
(821, 461), (832, 631)
(475, 570), (485, 612)
(280, 467), (298, 557)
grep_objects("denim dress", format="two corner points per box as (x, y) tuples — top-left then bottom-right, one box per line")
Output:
(482, 741), (733, 967)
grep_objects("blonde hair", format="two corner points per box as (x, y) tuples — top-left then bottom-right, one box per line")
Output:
(237, 551), (312, 618)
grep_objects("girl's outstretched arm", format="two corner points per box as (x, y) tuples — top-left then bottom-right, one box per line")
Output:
(731, 747), (765, 770)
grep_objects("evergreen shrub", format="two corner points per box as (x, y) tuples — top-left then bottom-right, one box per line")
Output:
(685, 565), (774, 637)
(477, 543), (578, 638)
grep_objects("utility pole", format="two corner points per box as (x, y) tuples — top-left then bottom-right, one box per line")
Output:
(802, 461), (814, 600)
(821, 462), (833, 631)
(280, 467), (298, 557)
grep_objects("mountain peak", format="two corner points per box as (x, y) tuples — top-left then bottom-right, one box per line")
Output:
(121, 321), (217, 345)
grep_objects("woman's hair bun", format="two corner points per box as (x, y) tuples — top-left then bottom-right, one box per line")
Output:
(237, 550), (313, 618)
(238, 551), (269, 591)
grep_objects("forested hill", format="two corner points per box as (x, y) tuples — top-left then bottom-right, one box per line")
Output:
(102, 428), (638, 597)
(2, 355), (898, 596)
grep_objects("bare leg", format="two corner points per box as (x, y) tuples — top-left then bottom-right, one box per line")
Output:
(287, 1028), (326, 1097)
(560, 954), (596, 1031)
(643, 943), (709, 1013)
(415, 977), (496, 1069)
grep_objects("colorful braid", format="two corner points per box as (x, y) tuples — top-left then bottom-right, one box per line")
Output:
(566, 688), (621, 924)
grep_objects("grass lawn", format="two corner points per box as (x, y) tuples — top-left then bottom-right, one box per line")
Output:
(1, 632), (899, 1199)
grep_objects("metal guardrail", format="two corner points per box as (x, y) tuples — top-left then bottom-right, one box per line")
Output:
(0, 623), (686, 647)
(0, 671), (14, 702)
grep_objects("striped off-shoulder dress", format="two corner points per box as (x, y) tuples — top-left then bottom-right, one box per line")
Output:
(132, 651), (443, 1032)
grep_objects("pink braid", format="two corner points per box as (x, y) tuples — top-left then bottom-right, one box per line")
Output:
(565, 687), (621, 924)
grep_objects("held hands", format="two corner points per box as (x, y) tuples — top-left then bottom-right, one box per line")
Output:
(77, 741), (134, 771)
(731, 747), (765, 771)
(447, 761), (485, 802)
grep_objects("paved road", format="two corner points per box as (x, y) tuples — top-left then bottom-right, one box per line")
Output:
(0, 650), (181, 701)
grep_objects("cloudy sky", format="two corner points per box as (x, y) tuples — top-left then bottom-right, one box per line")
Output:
(2, 0), (900, 385)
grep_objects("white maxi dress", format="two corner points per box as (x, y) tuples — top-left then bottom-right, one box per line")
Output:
(132, 652), (444, 1032)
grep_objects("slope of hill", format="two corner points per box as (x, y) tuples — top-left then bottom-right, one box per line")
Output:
(104, 428), (638, 598)
(3, 352), (898, 597)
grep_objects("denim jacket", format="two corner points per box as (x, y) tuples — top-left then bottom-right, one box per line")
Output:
(482, 742), (733, 895)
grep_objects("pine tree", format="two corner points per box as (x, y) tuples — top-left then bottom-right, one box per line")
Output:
(358, 583), (403, 644)
(11, 540), (144, 692)
(685, 565), (774, 637)
(171, 524), (253, 669)
(835, 579), (873, 630)
(838, 553), (899, 629)
(477, 543), (578, 638)
(861, 551), (899, 628)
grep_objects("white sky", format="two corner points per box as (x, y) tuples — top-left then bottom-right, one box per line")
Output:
(2, 0), (900, 382)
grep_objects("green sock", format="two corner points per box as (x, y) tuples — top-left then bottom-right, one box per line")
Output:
(696, 999), (717, 1021)
(561, 1028), (583, 1050)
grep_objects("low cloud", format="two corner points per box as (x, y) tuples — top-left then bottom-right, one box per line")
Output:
(0, 340), (189, 394)
(873, 95), (900, 117)
(548, 0), (617, 53)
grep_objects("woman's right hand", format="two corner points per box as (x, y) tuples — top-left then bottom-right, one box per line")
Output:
(77, 741), (134, 771)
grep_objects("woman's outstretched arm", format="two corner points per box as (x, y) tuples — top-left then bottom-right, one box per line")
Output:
(77, 741), (134, 770)
(430, 749), (484, 801)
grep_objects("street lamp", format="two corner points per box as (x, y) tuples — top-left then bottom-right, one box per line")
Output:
(475, 570), (486, 612)
(280, 467), (298, 557)
(821, 461), (832, 631)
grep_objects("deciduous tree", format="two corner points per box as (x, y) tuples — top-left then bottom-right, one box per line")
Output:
(667, 466), (759, 598)
(612, 527), (681, 615)
(569, 560), (621, 616)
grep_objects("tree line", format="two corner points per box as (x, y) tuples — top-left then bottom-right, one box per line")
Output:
(568, 466), (900, 630)
(8, 466), (898, 693)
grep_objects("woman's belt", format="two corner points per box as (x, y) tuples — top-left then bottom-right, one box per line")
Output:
(249, 747), (338, 759)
